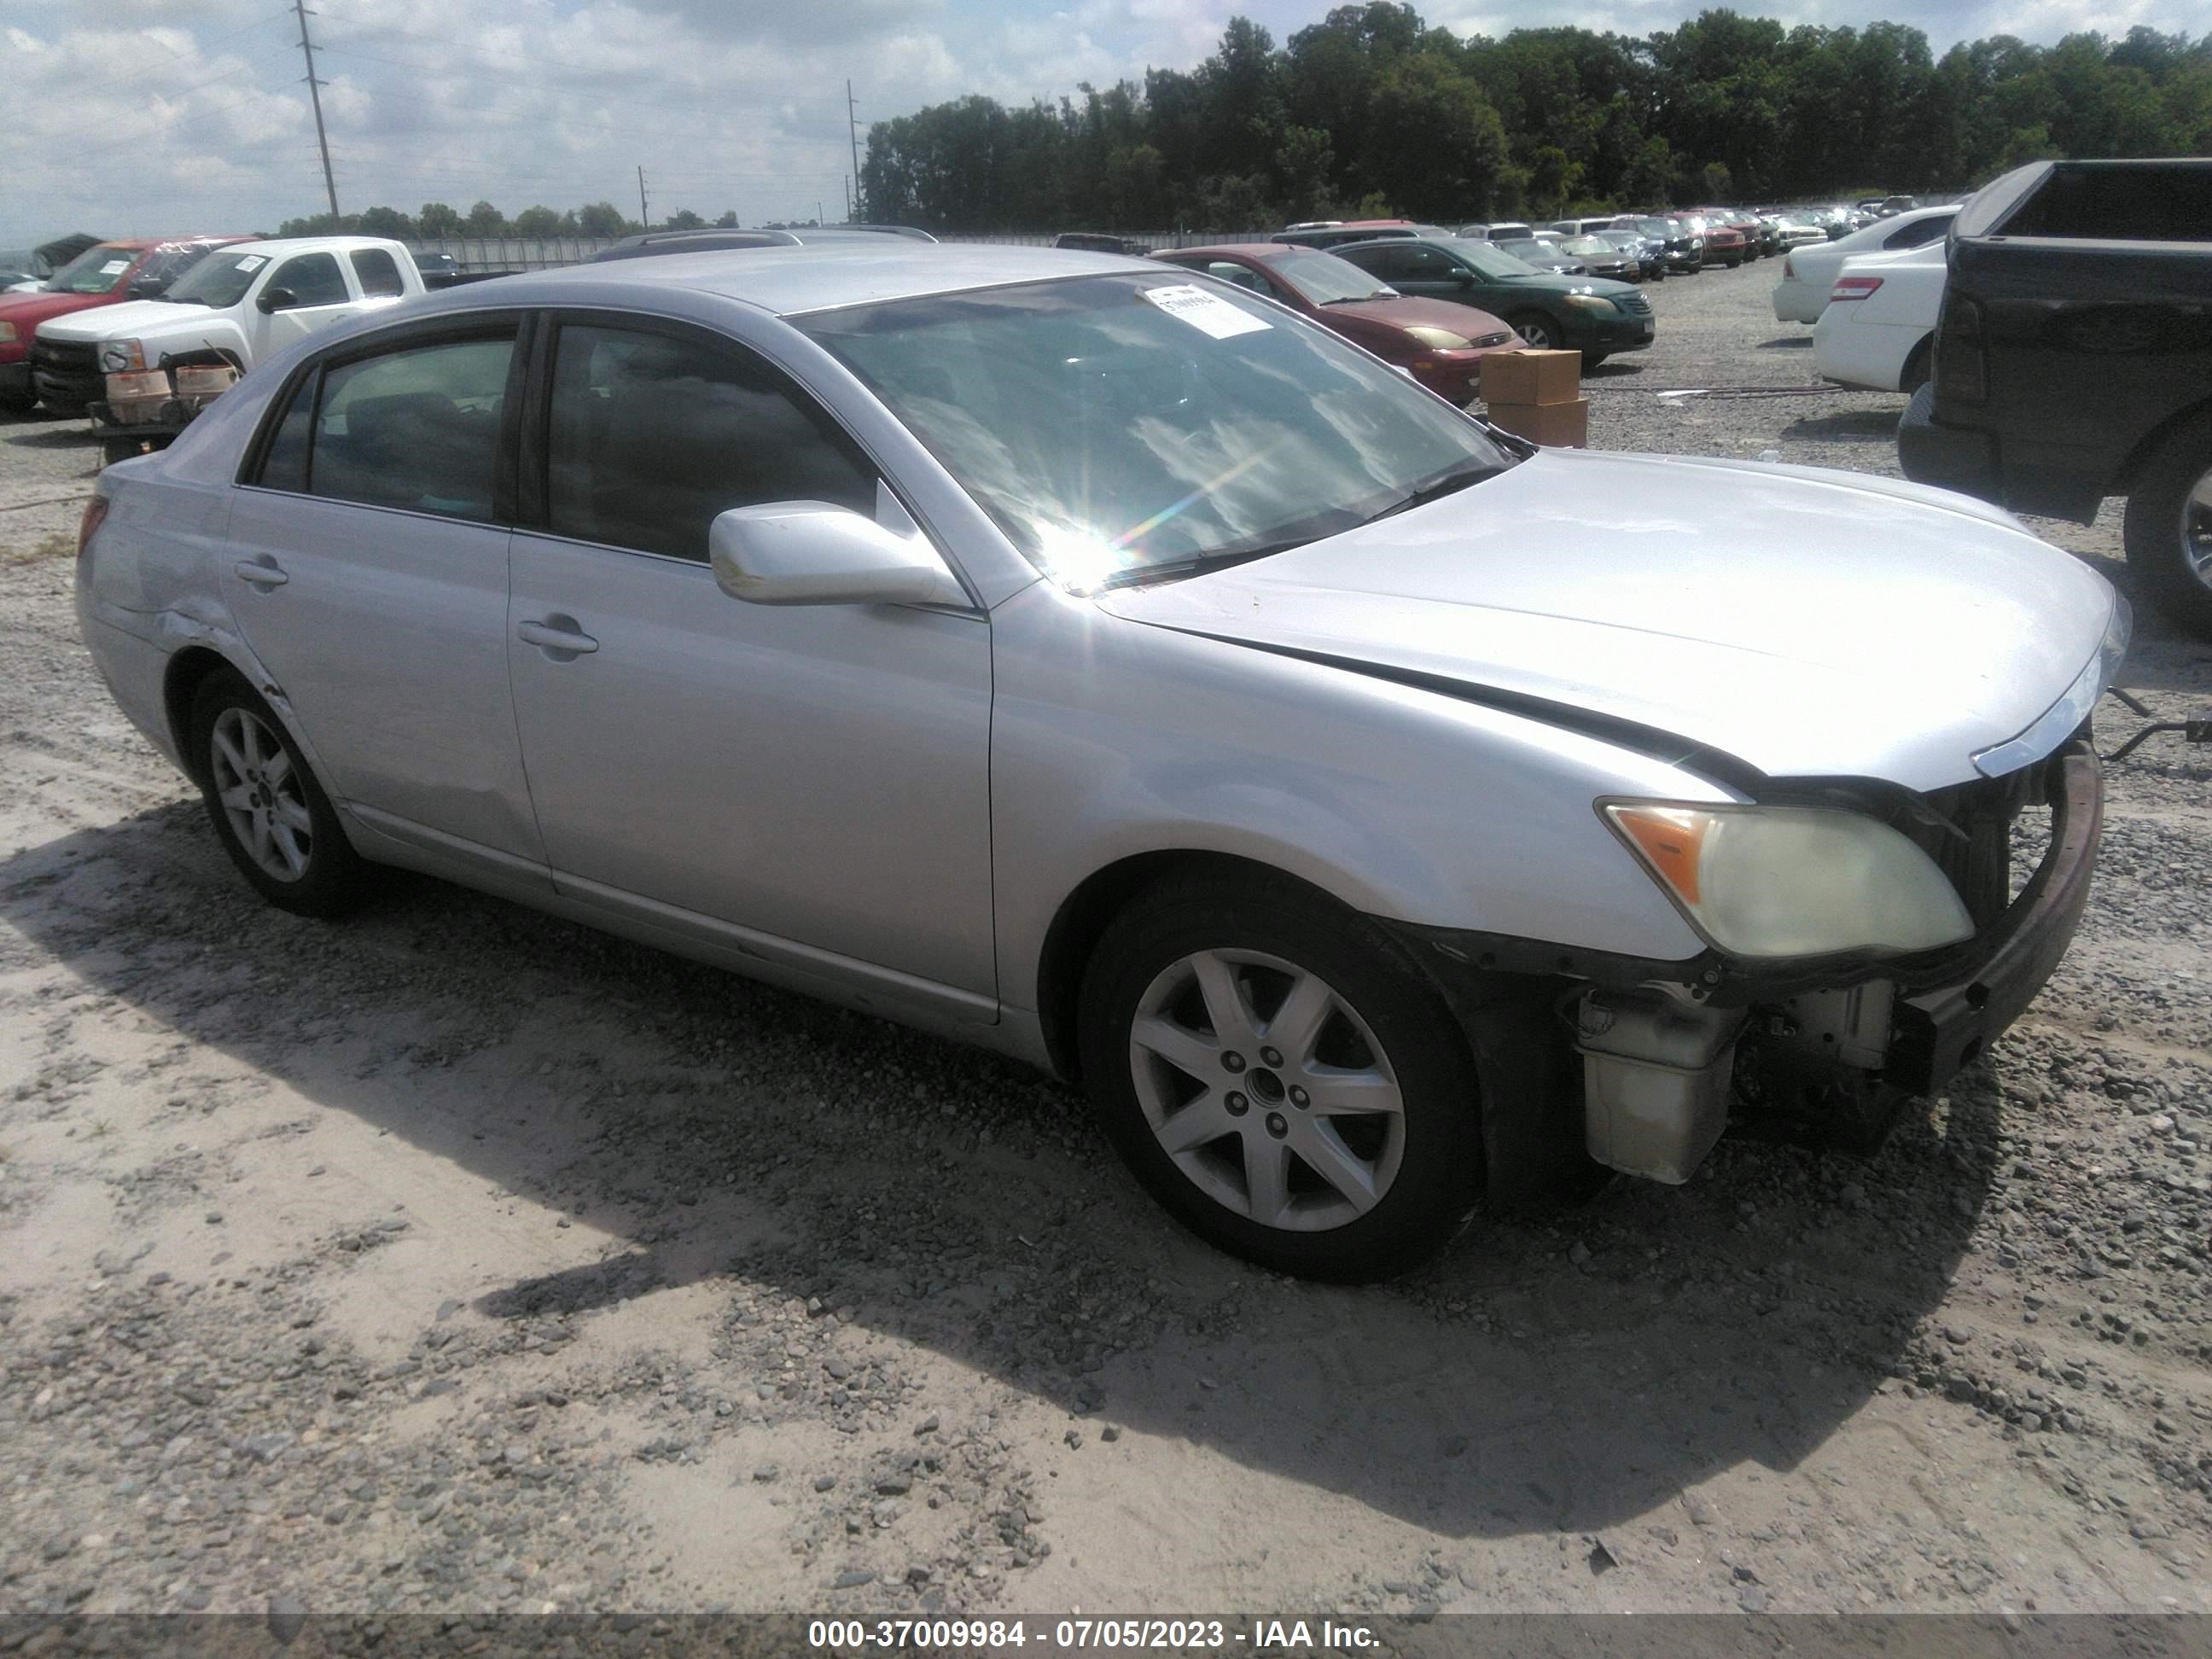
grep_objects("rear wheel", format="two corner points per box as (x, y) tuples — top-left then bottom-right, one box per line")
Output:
(1077, 873), (1484, 1281)
(188, 670), (370, 917)
(2122, 418), (2212, 638)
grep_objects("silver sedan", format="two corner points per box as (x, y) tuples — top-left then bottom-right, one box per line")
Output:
(76, 244), (2122, 1278)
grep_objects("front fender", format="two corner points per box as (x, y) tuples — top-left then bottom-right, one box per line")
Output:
(988, 584), (1717, 1014)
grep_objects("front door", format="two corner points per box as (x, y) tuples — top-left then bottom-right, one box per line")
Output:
(221, 323), (544, 868)
(504, 318), (995, 1001)
(252, 250), (361, 355)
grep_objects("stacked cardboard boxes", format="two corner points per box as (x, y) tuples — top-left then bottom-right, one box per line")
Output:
(1477, 349), (1588, 448)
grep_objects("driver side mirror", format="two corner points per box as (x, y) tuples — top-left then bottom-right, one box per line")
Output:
(709, 484), (967, 608)
(257, 287), (299, 314)
(1452, 268), (1475, 287)
(128, 276), (166, 300)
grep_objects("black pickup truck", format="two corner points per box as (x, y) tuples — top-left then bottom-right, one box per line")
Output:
(1898, 158), (2212, 636)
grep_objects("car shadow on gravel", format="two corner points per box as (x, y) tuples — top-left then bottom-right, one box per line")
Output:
(0, 803), (2003, 1540)
(1756, 337), (1813, 349)
(1781, 408), (1906, 443)
(1, 425), (102, 451)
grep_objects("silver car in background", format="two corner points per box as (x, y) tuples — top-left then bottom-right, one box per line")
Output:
(75, 245), (2120, 1279)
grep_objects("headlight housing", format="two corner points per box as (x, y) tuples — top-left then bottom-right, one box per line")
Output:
(1604, 801), (1974, 958)
(101, 339), (148, 373)
(0, 321), (15, 344)
(1402, 324), (1474, 351)
(1563, 293), (1619, 313)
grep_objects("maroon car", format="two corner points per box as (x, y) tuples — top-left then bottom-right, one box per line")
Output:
(1149, 242), (1519, 405)
(0, 236), (255, 413)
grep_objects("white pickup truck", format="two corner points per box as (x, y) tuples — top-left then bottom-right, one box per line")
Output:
(29, 236), (428, 461)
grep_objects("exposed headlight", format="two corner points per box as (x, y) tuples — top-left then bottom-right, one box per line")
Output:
(1603, 801), (1974, 958)
(100, 339), (147, 373)
(1403, 324), (1474, 351)
(1563, 293), (1619, 313)
(0, 322), (15, 344)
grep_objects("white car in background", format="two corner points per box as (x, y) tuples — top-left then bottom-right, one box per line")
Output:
(1811, 242), (1948, 393)
(1772, 205), (1957, 323)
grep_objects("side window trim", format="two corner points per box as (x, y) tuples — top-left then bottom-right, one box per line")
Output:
(239, 361), (322, 488)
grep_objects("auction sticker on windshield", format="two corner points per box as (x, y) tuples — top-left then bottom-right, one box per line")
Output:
(236, 255), (267, 272)
(1143, 284), (1270, 340)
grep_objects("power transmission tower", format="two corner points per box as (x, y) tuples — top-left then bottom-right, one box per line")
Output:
(293, 0), (340, 221)
(637, 166), (649, 228)
(847, 80), (863, 220)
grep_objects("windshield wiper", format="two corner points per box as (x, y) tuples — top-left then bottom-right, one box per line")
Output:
(1319, 294), (1390, 306)
(1092, 538), (1313, 592)
(1369, 461), (1507, 521)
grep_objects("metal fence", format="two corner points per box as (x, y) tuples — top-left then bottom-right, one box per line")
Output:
(403, 236), (623, 271)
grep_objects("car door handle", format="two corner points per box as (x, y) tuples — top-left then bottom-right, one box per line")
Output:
(232, 558), (288, 588)
(516, 618), (598, 655)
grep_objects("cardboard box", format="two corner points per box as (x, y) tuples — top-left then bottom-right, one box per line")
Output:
(1478, 348), (1582, 407)
(1483, 395), (1588, 448)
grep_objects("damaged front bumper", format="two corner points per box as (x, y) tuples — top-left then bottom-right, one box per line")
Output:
(1389, 736), (2104, 1184)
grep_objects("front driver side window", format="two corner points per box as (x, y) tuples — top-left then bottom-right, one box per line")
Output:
(268, 253), (347, 309)
(544, 324), (877, 562)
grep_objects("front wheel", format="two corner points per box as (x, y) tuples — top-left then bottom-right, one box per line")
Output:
(188, 670), (370, 917)
(2122, 418), (2212, 638)
(1508, 312), (1563, 352)
(1077, 874), (1484, 1280)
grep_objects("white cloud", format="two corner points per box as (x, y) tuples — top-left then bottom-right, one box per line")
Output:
(0, 0), (2189, 242)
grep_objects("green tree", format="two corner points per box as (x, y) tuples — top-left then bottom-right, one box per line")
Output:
(416, 202), (463, 237)
(511, 206), (565, 236)
(356, 205), (414, 238)
(575, 201), (630, 237)
(463, 201), (506, 236)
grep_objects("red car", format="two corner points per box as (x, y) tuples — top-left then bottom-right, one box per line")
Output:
(1685, 211), (1752, 267)
(1150, 242), (1519, 405)
(0, 236), (255, 413)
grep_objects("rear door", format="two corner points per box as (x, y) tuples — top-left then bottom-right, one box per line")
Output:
(221, 318), (544, 871)
(504, 314), (995, 1004)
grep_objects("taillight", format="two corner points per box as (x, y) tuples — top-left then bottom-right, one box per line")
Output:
(1782, 256), (1796, 280)
(78, 494), (108, 558)
(1934, 295), (1988, 405)
(1830, 275), (1883, 300)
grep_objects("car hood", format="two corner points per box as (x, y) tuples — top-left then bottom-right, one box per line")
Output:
(35, 299), (233, 343)
(1336, 295), (1513, 338)
(0, 289), (125, 329)
(1094, 450), (2116, 793)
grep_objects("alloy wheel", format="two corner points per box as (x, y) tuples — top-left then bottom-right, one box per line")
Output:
(209, 707), (313, 882)
(1126, 949), (1406, 1232)
(2180, 462), (2212, 591)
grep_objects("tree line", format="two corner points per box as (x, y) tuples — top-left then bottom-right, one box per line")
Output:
(272, 202), (835, 241)
(856, 3), (2212, 230)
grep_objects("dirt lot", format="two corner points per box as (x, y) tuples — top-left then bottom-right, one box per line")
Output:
(2, 259), (2209, 1622)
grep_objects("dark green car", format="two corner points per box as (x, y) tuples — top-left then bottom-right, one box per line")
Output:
(1333, 236), (1654, 370)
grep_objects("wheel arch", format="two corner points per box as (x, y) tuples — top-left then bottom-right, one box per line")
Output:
(2112, 394), (2212, 498)
(162, 645), (239, 788)
(1034, 850), (1377, 1085)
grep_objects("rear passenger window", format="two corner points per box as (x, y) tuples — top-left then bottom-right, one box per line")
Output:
(350, 248), (405, 298)
(1884, 216), (1952, 250)
(292, 334), (515, 521)
(544, 324), (876, 562)
(255, 370), (318, 493)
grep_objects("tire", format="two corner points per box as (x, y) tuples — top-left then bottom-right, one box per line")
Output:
(2122, 417), (2212, 638)
(1509, 311), (1563, 352)
(1076, 872), (1485, 1281)
(187, 669), (370, 917)
(102, 438), (144, 468)
(1582, 353), (1609, 374)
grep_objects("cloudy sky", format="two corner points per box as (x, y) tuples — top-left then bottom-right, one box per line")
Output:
(0, 0), (2186, 246)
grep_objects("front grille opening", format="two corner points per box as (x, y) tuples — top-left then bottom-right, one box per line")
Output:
(2009, 805), (2053, 905)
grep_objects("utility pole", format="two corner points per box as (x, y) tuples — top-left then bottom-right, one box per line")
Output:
(842, 177), (850, 223)
(847, 79), (863, 220)
(293, 0), (340, 222)
(637, 166), (650, 228)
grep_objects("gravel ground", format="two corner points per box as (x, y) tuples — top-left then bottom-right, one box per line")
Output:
(0, 258), (2208, 1623)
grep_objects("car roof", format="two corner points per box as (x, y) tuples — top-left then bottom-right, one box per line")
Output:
(592, 225), (934, 261)
(405, 242), (1157, 317)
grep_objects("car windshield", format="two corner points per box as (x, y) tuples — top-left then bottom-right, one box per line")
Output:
(1560, 236), (1613, 257)
(1262, 247), (1397, 306)
(45, 242), (143, 296)
(799, 273), (1514, 591)
(1434, 237), (1538, 278)
(1598, 231), (1641, 249)
(163, 248), (271, 308)
(1496, 240), (1560, 263)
